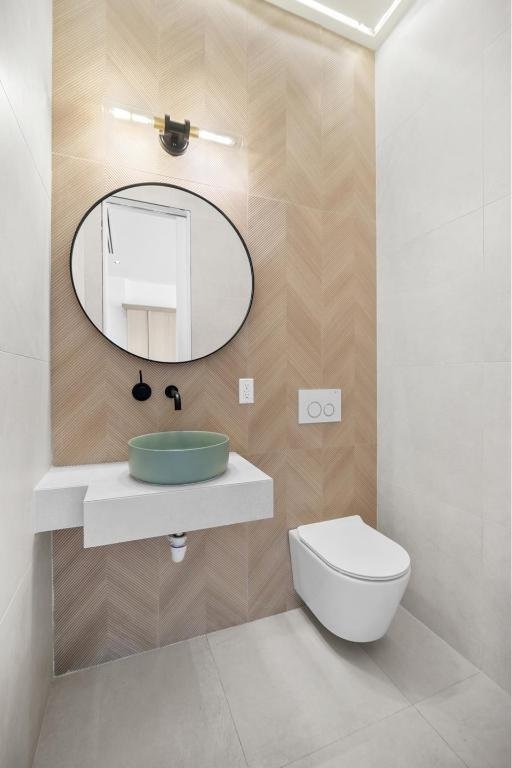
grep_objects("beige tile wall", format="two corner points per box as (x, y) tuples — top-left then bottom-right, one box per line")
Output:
(52, 0), (376, 674)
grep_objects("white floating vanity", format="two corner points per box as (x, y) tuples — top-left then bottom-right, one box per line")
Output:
(33, 453), (273, 547)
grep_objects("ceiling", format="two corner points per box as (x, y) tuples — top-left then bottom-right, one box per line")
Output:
(262, 0), (416, 49)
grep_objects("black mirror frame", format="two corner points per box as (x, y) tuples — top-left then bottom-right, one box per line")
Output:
(69, 182), (255, 364)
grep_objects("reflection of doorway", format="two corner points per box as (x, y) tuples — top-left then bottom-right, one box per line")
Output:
(101, 197), (191, 361)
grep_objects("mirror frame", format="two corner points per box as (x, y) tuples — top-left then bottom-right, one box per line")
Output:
(69, 182), (254, 364)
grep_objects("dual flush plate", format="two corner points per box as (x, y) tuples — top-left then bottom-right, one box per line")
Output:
(298, 389), (342, 424)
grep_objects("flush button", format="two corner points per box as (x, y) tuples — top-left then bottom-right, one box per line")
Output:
(307, 401), (322, 419)
(298, 389), (342, 424)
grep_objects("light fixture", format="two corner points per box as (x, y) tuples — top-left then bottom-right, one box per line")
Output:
(289, 0), (404, 38)
(292, 0), (372, 34)
(107, 106), (241, 156)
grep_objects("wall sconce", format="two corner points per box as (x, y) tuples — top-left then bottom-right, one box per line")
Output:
(108, 106), (241, 156)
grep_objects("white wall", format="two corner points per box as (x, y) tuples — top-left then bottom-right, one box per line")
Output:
(376, 0), (511, 689)
(0, 0), (53, 765)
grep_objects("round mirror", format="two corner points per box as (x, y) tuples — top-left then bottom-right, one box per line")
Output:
(70, 183), (254, 363)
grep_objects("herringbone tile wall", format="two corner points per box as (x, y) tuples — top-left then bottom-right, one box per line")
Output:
(51, 0), (376, 675)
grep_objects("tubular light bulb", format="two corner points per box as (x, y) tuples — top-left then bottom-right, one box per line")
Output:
(109, 106), (154, 126)
(291, 0), (404, 37)
(374, 0), (404, 34)
(196, 128), (239, 147)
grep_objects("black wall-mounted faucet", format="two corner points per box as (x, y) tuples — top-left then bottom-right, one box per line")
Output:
(132, 370), (152, 401)
(165, 385), (182, 410)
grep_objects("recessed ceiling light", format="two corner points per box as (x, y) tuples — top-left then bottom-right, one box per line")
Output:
(292, 0), (373, 34)
(374, 0), (404, 35)
(291, 0), (404, 37)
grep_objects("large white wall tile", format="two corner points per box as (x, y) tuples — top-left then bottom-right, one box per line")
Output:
(483, 289), (511, 362)
(376, 0), (484, 145)
(481, 521), (511, 690)
(483, 32), (511, 204)
(379, 363), (484, 516)
(0, 86), (50, 362)
(483, 363), (511, 525)
(378, 210), (482, 296)
(377, 66), (482, 251)
(483, 0), (512, 45)
(0, 0), (52, 190)
(0, 534), (52, 768)
(378, 278), (485, 365)
(483, 197), (511, 362)
(377, 0), (510, 689)
(0, 352), (50, 619)
(378, 481), (484, 667)
(0, 0), (52, 763)
(484, 196), (511, 295)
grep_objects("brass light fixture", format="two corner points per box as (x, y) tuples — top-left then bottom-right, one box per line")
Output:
(108, 106), (241, 156)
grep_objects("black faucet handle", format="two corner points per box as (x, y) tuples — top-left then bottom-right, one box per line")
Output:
(165, 385), (182, 410)
(132, 370), (152, 401)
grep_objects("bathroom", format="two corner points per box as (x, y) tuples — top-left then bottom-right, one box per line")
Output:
(0, 0), (510, 765)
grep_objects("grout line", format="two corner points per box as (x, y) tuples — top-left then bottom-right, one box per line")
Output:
(0, 78), (51, 200)
(358, 641), (415, 704)
(0, 346), (50, 366)
(277, 704), (413, 768)
(413, 670), (481, 707)
(377, 204), (484, 264)
(359, 607), (482, 707)
(205, 609), (412, 768)
(32, 665), (55, 765)
(51, 151), (249, 198)
(0, 560), (34, 629)
(377, 359), (512, 368)
(205, 633), (251, 767)
(413, 705), (471, 768)
(54, 632), (209, 679)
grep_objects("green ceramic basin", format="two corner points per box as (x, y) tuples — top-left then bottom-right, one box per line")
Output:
(128, 431), (230, 485)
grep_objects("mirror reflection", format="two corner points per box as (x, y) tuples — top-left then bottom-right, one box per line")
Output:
(71, 184), (253, 362)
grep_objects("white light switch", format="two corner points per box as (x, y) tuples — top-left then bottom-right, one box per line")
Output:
(298, 389), (341, 424)
(239, 378), (254, 404)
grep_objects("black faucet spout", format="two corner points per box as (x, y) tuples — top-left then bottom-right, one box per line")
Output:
(165, 385), (182, 410)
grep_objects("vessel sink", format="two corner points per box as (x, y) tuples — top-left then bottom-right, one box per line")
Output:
(128, 431), (230, 485)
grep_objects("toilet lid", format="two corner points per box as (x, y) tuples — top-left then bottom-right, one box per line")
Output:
(297, 516), (410, 581)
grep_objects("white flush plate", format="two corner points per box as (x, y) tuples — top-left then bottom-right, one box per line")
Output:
(298, 389), (342, 424)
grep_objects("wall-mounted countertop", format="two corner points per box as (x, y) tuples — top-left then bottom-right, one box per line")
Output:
(33, 453), (273, 547)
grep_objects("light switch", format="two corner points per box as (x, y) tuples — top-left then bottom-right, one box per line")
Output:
(298, 389), (341, 424)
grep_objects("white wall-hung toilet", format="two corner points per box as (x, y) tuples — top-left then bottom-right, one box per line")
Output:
(289, 515), (410, 642)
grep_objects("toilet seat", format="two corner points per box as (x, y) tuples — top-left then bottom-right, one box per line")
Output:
(297, 515), (410, 582)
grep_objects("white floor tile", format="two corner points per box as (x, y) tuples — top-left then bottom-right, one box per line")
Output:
(417, 673), (511, 768)
(207, 608), (408, 768)
(32, 636), (246, 768)
(365, 607), (478, 703)
(286, 707), (465, 768)
(32, 610), (510, 768)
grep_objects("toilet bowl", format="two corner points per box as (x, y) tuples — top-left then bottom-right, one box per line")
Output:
(289, 515), (410, 642)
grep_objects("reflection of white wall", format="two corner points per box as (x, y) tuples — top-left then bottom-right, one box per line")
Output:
(191, 214), (251, 358)
(124, 279), (176, 309)
(73, 186), (252, 361)
(112, 187), (252, 358)
(103, 206), (190, 359)
(71, 206), (102, 328)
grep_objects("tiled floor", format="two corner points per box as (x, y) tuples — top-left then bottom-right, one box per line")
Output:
(33, 607), (510, 768)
